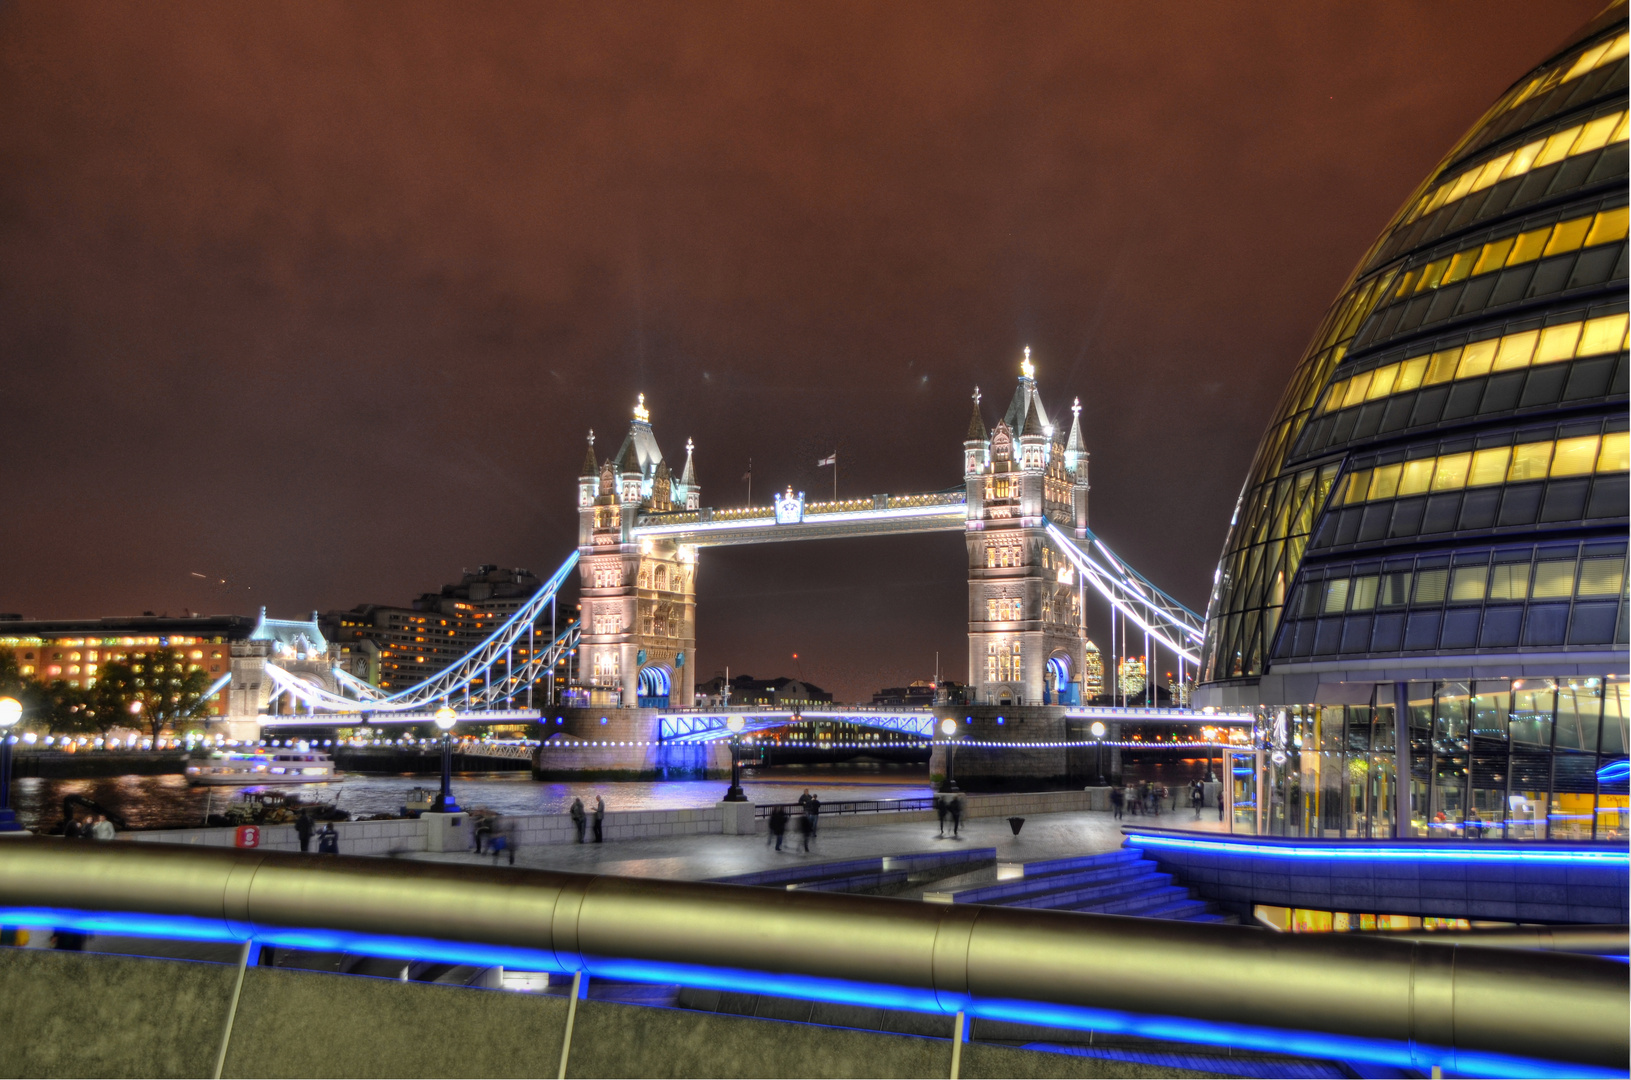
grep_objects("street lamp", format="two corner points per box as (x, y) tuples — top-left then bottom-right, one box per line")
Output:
(939, 718), (960, 793)
(722, 715), (747, 802)
(1090, 720), (1106, 786)
(432, 706), (460, 813)
(0, 697), (22, 832)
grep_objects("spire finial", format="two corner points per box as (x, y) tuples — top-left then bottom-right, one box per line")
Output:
(973, 386), (981, 408)
(633, 393), (650, 422)
(686, 437), (694, 454)
(1072, 397), (1081, 418)
(1020, 346), (1035, 380)
(588, 428), (595, 447)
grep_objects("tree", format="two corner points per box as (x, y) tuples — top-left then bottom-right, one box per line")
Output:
(86, 663), (141, 737)
(129, 647), (210, 741)
(38, 680), (96, 736)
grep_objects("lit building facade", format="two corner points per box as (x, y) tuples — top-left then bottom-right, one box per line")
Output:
(963, 355), (1094, 705)
(577, 397), (700, 708)
(0, 615), (237, 716)
(1197, 10), (1629, 843)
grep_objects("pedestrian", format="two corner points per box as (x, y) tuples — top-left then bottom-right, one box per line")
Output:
(489, 818), (514, 865)
(60, 812), (82, 839)
(1218, 785), (1226, 821)
(1126, 784), (1140, 816)
(570, 797), (586, 843)
(768, 805), (788, 851)
(935, 795), (948, 836)
(1110, 787), (1124, 821)
(295, 810), (314, 853)
(89, 814), (116, 841)
(473, 814), (491, 854)
(592, 796), (605, 843)
(797, 789), (812, 807)
(807, 794), (821, 837)
(317, 823), (339, 855)
(797, 808), (814, 852)
(949, 795), (964, 837)
(1192, 780), (1204, 820)
(1171, 784), (1180, 813)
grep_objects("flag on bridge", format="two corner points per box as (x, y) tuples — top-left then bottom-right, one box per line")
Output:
(817, 452), (836, 467)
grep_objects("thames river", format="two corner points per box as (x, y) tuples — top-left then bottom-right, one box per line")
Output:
(11, 764), (935, 833)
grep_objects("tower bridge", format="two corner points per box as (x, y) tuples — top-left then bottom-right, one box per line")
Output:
(575, 352), (1203, 714)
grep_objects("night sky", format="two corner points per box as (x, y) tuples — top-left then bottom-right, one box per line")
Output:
(0, 2), (1602, 701)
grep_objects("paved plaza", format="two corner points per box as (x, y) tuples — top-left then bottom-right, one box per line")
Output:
(409, 806), (1229, 882)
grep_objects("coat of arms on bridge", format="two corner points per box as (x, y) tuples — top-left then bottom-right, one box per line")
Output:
(774, 487), (805, 525)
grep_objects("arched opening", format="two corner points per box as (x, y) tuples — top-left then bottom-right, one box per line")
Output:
(637, 664), (672, 708)
(1045, 654), (1078, 706)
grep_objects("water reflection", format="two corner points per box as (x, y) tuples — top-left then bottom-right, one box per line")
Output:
(12, 764), (934, 832)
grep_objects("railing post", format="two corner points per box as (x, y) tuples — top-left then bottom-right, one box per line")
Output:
(557, 970), (587, 1079)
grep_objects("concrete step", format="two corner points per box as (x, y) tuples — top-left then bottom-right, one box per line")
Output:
(999, 871), (1176, 911)
(948, 860), (1163, 905)
(1064, 885), (1195, 917)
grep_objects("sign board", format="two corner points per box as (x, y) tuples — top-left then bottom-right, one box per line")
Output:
(235, 825), (260, 849)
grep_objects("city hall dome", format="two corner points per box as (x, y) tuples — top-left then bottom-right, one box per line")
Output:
(1200, 5), (1628, 705)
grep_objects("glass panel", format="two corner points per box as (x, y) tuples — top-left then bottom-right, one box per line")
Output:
(1550, 436), (1599, 476)
(1436, 682), (1469, 750)
(1469, 744), (1506, 840)
(1598, 431), (1629, 473)
(1399, 459), (1434, 495)
(1489, 563), (1529, 600)
(1471, 686), (1510, 741)
(1507, 442), (1553, 481)
(1468, 447), (1510, 486)
(1531, 561), (1576, 598)
(1580, 313), (1630, 356)
(1554, 680), (1602, 752)
(1323, 579), (1350, 613)
(1350, 576), (1379, 610)
(1577, 557), (1625, 596)
(1450, 567), (1487, 602)
(1432, 755), (1467, 837)
(1510, 682), (1555, 746)
(1489, 332), (1534, 372)
(1379, 571), (1413, 606)
(1507, 743), (1551, 842)
(1432, 453), (1471, 489)
(1602, 682), (1629, 757)
(1368, 464), (1402, 500)
(1414, 569), (1448, 605)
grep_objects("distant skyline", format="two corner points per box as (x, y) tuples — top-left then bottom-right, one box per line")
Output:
(0, 1), (1602, 701)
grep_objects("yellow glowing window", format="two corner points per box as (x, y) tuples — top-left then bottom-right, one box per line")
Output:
(1532, 562), (1576, 598)
(1450, 567), (1487, 602)
(1349, 576), (1378, 610)
(1585, 206), (1629, 247)
(1575, 113), (1621, 154)
(1394, 356), (1428, 392)
(1367, 464), (1403, 501)
(1341, 373), (1372, 409)
(1471, 236), (1515, 276)
(1543, 217), (1593, 257)
(1534, 130), (1578, 169)
(1468, 447), (1511, 486)
(1392, 267), (1422, 299)
(1506, 227), (1552, 266)
(1457, 339), (1500, 377)
(1398, 459), (1435, 495)
(1488, 332), (1534, 372)
(1577, 558), (1626, 596)
(1442, 249), (1479, 286)
(1432, 453), (1471, 490)
(1322, 579), (1350, 614)
(1414, 570), (1447, 605)
(1597, 431), (1629, 472)
(1579, 313), (1630, 356)
(1365, 364), (1398, 399)
(1343, 470), (1371, 505)
(1425, 348), (1462, 385)
(1507, 442), (1553, 481)
(1550, 436), (1600, 476)
(1533, 323), (1583, 365)
(1417, 258), (1451, 292)
(1489, 564), (1528, 600)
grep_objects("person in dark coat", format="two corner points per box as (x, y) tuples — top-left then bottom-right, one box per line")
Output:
(948, 796), (964, 837)
(806, 795), (821, 837)
(489, 818), (514, 865)
(317, 824), (339, 855)
(768, 805), (788, 851)
(935, 795), (949, 836)
(797, 808), (815, 852)
(296, 811), (316, 853)
(592, 796), (605, 843)
(569, 797), (586, 843)
(1191, 781), (1205, 819)
(1110, 787), (1124, 820)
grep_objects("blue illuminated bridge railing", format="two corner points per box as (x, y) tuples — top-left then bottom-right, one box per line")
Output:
(657, 706), (1256, 743)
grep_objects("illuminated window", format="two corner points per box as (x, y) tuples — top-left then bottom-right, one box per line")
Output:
(1577, 558), (1626, 596)
(1488, 564), (1528, 600)
(1449, 568), (1486, 602)
(1319, 314), (1629, 416)
(1337, 432), (1626, 505)
(1531, 561), (1576, 598)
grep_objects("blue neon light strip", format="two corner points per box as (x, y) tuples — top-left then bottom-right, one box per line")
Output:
(0, 905), (1612, 1079)
(1598, 759), (1630, 784)
(1126, 832), (1630, 865)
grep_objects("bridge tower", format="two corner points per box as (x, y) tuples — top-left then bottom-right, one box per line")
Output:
(964, 352), (1092, 705)
(576, 397), (699, 709)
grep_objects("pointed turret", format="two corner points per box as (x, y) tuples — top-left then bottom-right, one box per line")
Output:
(965, 388), (988, 442)
(963, 387), (989, 481)
(679, 438), (700, 510)
(1020, 396), (1045, 438)
(1064, 399), (1084, 472)
(580, 430), (599, 479)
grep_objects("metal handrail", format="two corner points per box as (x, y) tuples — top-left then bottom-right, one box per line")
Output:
(0, 839), (1623, 1075)
(753, 797), (938, 819)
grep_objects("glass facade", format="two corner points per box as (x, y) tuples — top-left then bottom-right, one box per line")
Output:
(1199, 10), (1628, 842)
(1242, 678), (1627, 842)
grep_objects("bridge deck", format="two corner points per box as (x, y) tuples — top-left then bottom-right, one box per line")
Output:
(634, 491), (966, 547)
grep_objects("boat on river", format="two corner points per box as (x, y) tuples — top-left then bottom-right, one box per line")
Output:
(185, 748), (343, 786)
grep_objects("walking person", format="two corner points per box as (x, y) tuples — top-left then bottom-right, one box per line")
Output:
(1218, 784), (1226, 821)
(797, 808), (814, 852)
(949, 795), (964, 838)
(592, 796), (605, 843)
(935, 795), (949, 836)
(1110, 786), (1124, 821)
(570, 797), (586, 843)
(295, 810), (314, 853)
(1191, 781), (1205, 820)
(768, 805), (788, 851)
(489, 818), (514, 865)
